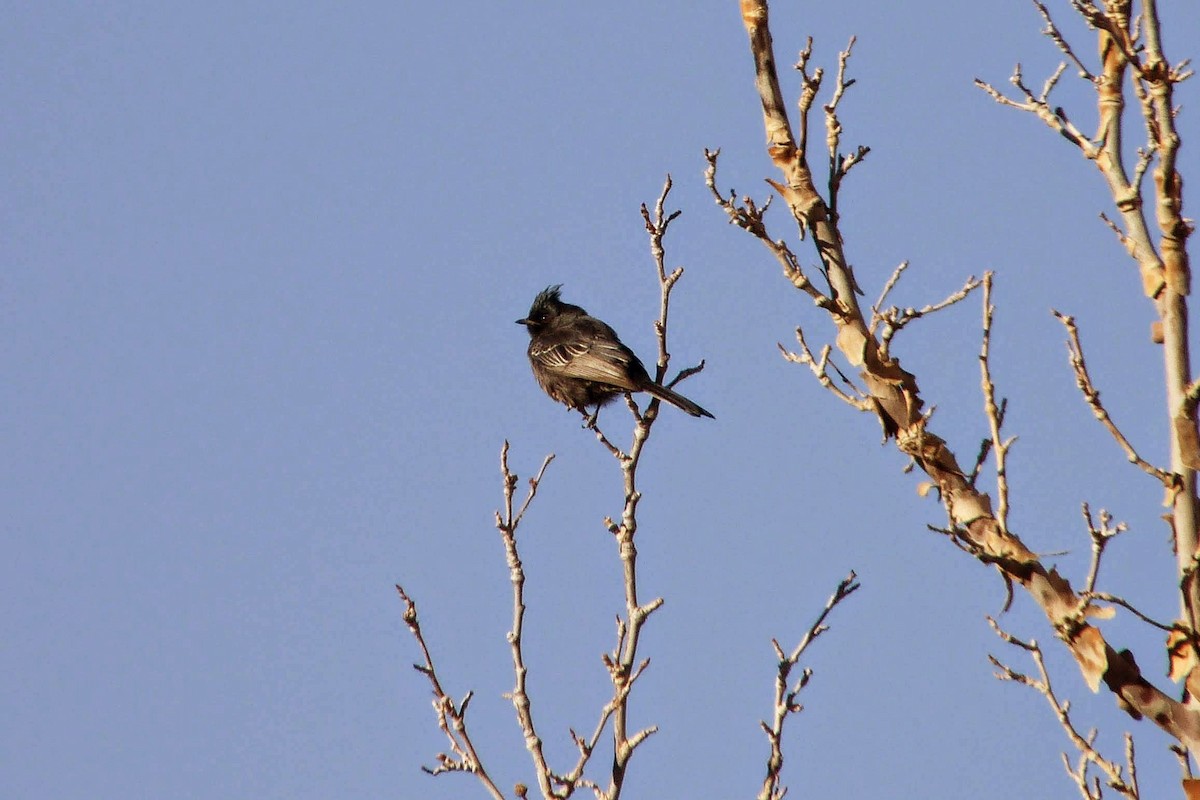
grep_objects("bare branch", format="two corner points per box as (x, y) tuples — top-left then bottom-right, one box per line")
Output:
(824, 37), (869, 221)
(396, 584), (506, 800)
(1054, 310), (1176, 488)
(758, 572), (860, 800)
(640, 174), (684, 383)
(1080, 503), (1128, 595)
(979, 273), (1014, 533)
(778, 326), (872, 411)
(1138, 0), (1200, 632)
(967, 398), (1006, 490)
(794, 36), (818, 169)
(586, 179), (696, 800)
(496, 443), (558, 798)
(869, 261), (909, 333)
(988, 618), (1139, 799)
(586, 416), (627, 462)
(705, 150), (835, 310)
(400, 175), (707, 799)
(982, 8), (1197, 581)
(727, 0), (1200, 749)
(877, 274), (983, 361)
(1033, 0), (1096, 82)
(973, 65), (1096, 155)
(985, 0), (1200, 632)
(739, 0), (866, 315)
(1086, 592), (1174, 633)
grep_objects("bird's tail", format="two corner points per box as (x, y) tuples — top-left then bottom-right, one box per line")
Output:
(644, 382), (714, 419)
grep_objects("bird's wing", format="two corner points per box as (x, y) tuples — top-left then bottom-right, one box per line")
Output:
(530, 333), (641, 390)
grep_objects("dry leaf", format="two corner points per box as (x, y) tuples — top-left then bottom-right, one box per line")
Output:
(917, 482), (935, 497)
(1183, 777), (1200, 800)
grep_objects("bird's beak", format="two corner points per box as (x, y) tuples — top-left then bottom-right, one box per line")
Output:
(515, 318), (530, 326)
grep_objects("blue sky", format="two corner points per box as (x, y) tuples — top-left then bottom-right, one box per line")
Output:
(5, 2), (1200, 798)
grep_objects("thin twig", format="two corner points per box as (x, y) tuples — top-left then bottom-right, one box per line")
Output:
(1034, 0), (1096, 81)
(640, 174), (684, 384)
(1098, 212), (1137, 259)
(1054, 311), (1175, 488)
(979, 273), (1014, 533)
(1080, 502), (1128, 595)
(705, 150), (835, 311)
(725, 0), (1200, 752)
(495, 443), (558, 798)
(396, 584), (506, 800)
(778, 326), (871, 411)
(987, 618), (1138, 799)
(869, 261), (909, 333)
(1085, 592), (1174, 633)
(974, 66), (1096, 155)
(824, 37), (869, 221)
(586, 415), (628, 461)
(878, 275), (983, 360)
(590, 178), (697, 800)
(758, 572), (860, 800)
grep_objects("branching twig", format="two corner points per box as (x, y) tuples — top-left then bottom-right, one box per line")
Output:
(979, 273), (1016, 533)
(974, 65), (1095, 154)
(878, 275), (984, 361)
(496, 443), (558, 798)
(824, 37), (869, 222)
(869, 261), (909, 333)
(704, 149), (836, 311)
(1034, 1), (1096, 82)
(641, 175), (685, 383)
(1054, 310), (1175, 489)
(988, 619), (1139, 799)
(590, 176), (698, 800)
(1086, 592), (1174, 633)
(758, 572), (860, 800)
(778, 326), (872, 411)
(399, 178), (705, 800)
(1080, 503), (1129, 595)
(972, 0), (1200, 729)
(726, 0), (1200, 750)
(396, 584), (507, 800)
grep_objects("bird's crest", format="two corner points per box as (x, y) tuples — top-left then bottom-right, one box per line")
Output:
(528, 284), (563, 316)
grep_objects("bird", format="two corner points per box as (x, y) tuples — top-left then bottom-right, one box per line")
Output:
(515, 285), (714, 419)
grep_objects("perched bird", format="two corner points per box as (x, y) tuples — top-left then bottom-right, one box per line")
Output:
(516, 285), (713, 419)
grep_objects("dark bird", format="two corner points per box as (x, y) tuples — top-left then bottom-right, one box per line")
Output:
(516, 285), (713, 419)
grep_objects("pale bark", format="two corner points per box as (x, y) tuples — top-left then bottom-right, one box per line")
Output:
(722, 0), (1200, 750)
